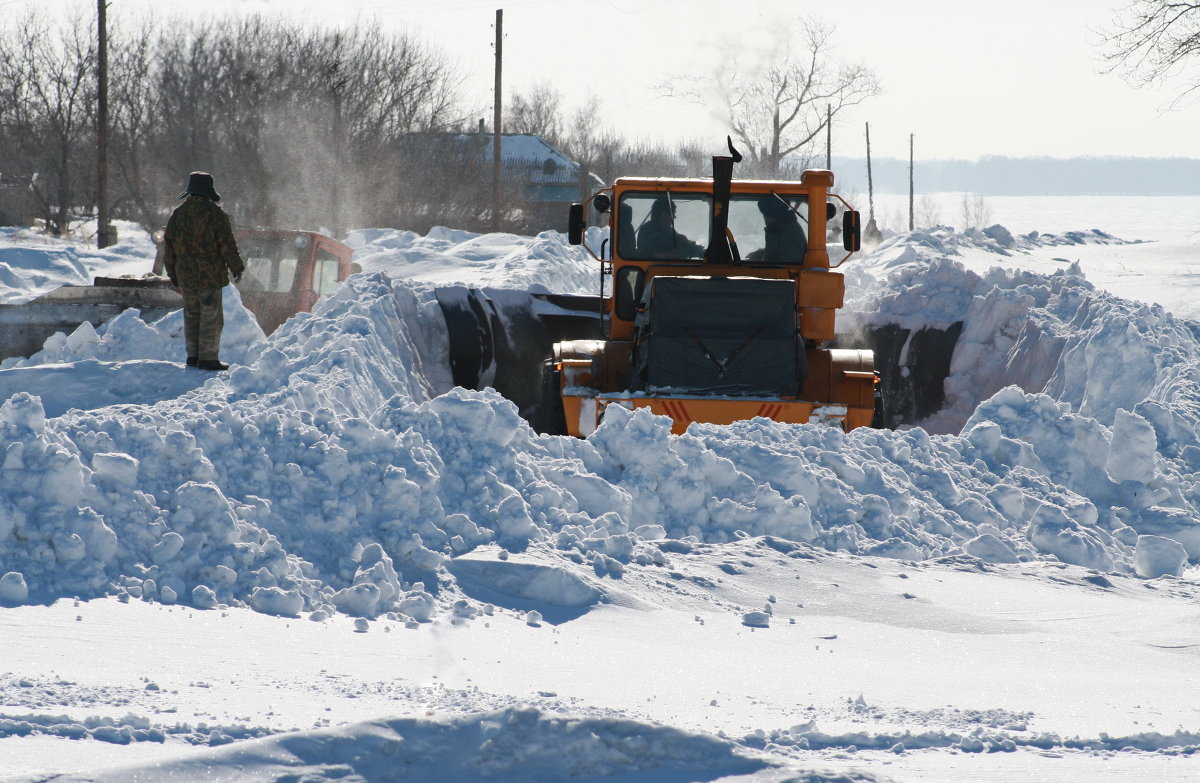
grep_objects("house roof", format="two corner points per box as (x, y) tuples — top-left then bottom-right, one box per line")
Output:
(452, 133), (605, 188)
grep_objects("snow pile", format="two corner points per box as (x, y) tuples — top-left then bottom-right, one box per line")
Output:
(1, 224), (1199, 624)
(63, 706), (857, 783)
(0, 710), (274, 748)
(754, 720), (1200, 757)
(857, 225), (1141, 274)
(347, 226), (600, 294)
(0, 285), (264, 372)
(0, 223), (160, 304)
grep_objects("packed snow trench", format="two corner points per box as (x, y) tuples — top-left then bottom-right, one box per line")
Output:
(1, 222), (1200, 782)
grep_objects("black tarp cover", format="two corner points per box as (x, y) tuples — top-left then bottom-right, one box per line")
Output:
(633, 276), (800, 396)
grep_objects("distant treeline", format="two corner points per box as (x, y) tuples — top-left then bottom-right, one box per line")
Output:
(0, 10), (713, 237)
(831, 156), (1200, 196)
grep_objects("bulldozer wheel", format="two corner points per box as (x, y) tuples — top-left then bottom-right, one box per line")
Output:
(531, 360), (569, 435)
(871, 381), (884, 429)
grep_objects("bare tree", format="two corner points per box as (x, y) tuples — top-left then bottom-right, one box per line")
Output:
(559, 95), (603, 167)
(960, 193), (992, 230)
(1101, 1), (1200, 101)
(0, 8), (98, 235)
(108, 13), (165, 229)
(917, 194), (942, 228)
(507, 80), (715, 181)
(101, 14), (466, 233)
(661, 18), (878, 178)
(506, 81), (563, 145)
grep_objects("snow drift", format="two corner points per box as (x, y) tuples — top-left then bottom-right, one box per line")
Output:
(0, 224), (1198, 626)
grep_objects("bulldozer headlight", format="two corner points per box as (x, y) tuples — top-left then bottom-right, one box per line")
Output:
(152, 229), (165, 244)
(592, 193), (612, 214)
(294, 235), (311, 249)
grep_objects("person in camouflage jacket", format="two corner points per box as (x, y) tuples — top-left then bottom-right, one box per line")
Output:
(163, 171), (245, 371)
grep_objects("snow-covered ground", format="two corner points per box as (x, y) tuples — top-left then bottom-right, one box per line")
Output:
(1, 211), (1200, 782)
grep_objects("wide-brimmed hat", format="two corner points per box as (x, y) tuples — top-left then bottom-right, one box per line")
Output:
(179, 171), (221, 202)
(758, 196), (790, 218)
(650, 196), (674, 217)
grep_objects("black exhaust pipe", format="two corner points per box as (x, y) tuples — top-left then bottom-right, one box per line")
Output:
(704, 137), (743, 265)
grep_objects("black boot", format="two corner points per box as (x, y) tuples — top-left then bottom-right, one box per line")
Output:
(186, 356), (198, 367)
(197, 359), (229, 371)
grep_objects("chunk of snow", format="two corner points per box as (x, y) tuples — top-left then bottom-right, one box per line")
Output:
(191, 585), (218, 609)
(964, 533), (1019, 564)
(1133, 535), (1187, 578)
(1106, 409), (1158, 485)
(448, 551), (602, 608)
(0, 572), (29, 604)
(250, 587), (304, 618)
(742, 611), (770, 628)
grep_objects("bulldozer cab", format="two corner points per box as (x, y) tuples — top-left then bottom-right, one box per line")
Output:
(235, 230), (354, 334)
(592, 171), (855, 346)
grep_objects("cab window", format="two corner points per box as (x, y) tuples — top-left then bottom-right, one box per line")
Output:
(732, 194), (809, 264)
(614, 266), (645, 321)
(314, 249), (341, 297)
(618, 192), (710, 260)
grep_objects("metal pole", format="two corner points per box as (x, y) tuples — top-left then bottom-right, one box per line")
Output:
(491, 8), (502, 233)
(97, 0), (113, 248)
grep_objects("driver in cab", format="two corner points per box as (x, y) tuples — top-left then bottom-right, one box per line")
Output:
(746, 196), (807, 263)
(637, 196), (703, 259)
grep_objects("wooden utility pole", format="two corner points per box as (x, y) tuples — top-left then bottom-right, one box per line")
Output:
(825, 104), (831, 169)
(491, 8), (503, 233)
(332, 89), (344, 236)
(863, 122), (881, 246)
(96, 0), (114, 248)
(908, 133), (914, 232)
(865, 123), (875, 220)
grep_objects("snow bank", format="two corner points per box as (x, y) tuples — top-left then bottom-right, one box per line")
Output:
(0, 285), (264, 374)
(63, 707), (805, 783)
(851, 225), (1140, 281)
(346, 226), (599, 294)
(2, 224), (1200, 622)
(0, 222), (157, 304)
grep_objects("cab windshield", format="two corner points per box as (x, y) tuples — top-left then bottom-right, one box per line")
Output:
(616, 191), (810, 263)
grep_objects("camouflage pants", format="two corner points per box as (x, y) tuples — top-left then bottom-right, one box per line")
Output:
(181, 287), (224, 362)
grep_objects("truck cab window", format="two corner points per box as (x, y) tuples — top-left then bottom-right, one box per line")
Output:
(733, 194), (809, 264)
(314, 250), (341, 297)
(620, 192), (710, 260)
(614, 266), (645, 321)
